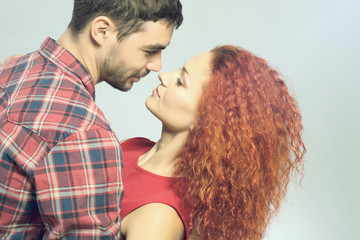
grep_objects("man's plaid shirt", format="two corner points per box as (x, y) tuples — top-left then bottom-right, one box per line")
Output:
(0, 37), (123, 239)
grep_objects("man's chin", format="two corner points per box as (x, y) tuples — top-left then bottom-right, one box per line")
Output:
(116, 83), (133, 92)
(106, 80), (132, 92)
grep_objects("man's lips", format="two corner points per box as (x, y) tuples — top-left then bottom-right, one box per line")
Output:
(131, 71), (149, 83)
(132, 76), (140, 82)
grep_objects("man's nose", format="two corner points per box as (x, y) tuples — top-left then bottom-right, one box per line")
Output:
(146, 54), (162, 72)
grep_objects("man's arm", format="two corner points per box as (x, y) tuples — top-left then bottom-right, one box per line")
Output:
(34, 129), (123, 238)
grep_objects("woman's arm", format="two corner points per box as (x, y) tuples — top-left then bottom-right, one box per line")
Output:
(123, 203), (184, 240)
(120, 139), (129, 144)
(0, 54), (22, 65)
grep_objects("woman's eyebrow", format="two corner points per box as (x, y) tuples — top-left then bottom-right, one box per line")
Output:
(180, 66), (191, 86)
(181, 66), (190, 78)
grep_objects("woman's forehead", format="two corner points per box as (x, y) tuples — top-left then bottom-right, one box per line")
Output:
(184, 51), (212, 84)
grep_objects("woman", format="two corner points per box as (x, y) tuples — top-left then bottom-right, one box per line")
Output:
(119, 45), (306, 240)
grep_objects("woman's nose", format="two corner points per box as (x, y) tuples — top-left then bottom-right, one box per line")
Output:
(158, 72), (169, 87)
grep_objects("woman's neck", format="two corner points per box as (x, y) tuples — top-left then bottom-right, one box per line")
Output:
(138, 129), (189, 177)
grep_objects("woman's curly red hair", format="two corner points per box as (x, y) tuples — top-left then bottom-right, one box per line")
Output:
(175, 45), (306, 240)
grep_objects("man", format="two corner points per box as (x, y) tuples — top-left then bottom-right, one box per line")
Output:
(0, 0), (183, 238)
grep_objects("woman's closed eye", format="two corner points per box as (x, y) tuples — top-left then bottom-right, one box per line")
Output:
(176, 76), (184, 86)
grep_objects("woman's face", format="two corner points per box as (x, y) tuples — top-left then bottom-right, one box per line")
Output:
(145, 51), (213, 132)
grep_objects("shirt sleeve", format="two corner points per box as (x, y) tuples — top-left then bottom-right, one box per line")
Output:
(34, 128), (123, 239)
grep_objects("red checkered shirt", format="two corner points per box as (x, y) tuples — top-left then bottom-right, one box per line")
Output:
(0, 37), (123, 239)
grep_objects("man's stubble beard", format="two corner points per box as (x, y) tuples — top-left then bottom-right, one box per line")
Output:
(102, 55), (150, 92)
(102, 57), (132, 92)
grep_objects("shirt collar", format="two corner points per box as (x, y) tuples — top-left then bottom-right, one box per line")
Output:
(38, 37), (96, 99)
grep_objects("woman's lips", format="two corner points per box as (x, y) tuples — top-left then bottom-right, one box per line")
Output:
(152, 87), (160, 98)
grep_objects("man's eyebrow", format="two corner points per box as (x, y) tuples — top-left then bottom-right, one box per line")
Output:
(143, 44), (167, 51)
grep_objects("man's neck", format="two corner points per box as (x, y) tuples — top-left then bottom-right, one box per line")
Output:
(57, 29), (100, 83)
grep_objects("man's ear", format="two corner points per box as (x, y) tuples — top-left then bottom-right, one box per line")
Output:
(90, 16), (116, 46)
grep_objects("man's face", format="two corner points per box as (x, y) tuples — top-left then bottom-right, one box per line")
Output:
(101, 20), (174, 92)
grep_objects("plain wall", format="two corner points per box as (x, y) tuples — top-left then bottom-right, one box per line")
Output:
(1, 0), (359, 239)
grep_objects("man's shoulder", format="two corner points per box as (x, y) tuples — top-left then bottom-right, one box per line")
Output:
(15, 97), (108, 135)
(3, 75), (110, 144)
(0, 51), (45, 80)
(0, 40), (110, 145)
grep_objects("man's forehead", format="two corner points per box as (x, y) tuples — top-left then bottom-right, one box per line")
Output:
(124, 20), (174, 49)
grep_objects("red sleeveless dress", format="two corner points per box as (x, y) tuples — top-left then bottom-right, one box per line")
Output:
(120, 137), (190, 239)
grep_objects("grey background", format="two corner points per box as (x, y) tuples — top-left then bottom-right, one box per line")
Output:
(1, 0), (359, 239)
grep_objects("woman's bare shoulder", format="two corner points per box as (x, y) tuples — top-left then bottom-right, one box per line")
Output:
(122, 203), (185, 240)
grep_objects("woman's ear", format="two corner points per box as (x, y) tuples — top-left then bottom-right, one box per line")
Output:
(90, 16), (116, 46)
(189, 121), (196, 131)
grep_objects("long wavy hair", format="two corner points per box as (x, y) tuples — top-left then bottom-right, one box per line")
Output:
(175, 45), (306, 240)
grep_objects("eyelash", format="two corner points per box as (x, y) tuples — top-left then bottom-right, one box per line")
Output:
(144, 50), (160, 56)
(176, 77), (184, 86)
(144, 51), (155, 56)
